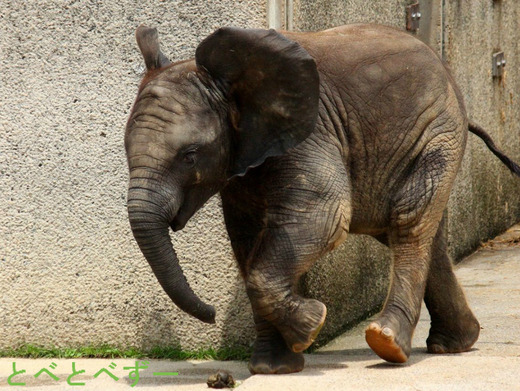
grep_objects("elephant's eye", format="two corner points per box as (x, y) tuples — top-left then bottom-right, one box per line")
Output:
(182, 150), (198, 166)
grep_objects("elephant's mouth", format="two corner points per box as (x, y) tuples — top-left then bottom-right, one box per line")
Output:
(170, 204), (198, 232)
(170, 189), (219, 232)
(170, 217), (187, 232)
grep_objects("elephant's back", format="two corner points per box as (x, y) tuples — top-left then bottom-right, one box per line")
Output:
(283, 24), (462, 139)
(283, 24), (441, 79)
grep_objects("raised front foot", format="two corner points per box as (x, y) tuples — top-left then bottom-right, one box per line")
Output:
(427, 314), (480, 354)
(365, 316), (412, 363)
(249, 330), (305, 374)
(278, 298), (327, 353)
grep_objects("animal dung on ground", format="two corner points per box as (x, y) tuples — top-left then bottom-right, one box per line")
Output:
(206, 369), (236, 389)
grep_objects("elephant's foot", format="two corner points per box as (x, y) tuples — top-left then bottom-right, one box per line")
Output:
(248, 329), (305, 374)
(365, 317), (412, 363)
(278, 298), (327, 353)
(427, 314), (480, 354)
(249, 345), (305, 374)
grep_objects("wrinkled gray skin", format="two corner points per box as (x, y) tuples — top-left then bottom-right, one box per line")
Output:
(126, 24), (504, 374)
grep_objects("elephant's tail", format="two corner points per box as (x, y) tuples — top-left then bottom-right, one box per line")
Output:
(468, 122), (520, 177)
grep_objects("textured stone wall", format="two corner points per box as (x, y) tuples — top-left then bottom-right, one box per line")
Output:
(444, 0), (520, 260)
(0, 0), (265, 351)
(1, 0), (519, 351)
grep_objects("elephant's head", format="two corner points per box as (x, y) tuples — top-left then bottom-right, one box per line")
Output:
(125, 26), (320, 323)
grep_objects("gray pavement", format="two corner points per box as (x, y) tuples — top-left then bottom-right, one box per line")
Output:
(1, 225), (519, 390)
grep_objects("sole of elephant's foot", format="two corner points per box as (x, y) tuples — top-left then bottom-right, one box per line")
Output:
(284, 301), (327, 353)
(365, 322), (409, 363)
(427, 319), (480, 354)
(289, 300), (327, 353)
(248, 350), (305, 374)
(291, 307), (326, 353)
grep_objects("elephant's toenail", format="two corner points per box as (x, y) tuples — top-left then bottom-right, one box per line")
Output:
(382, 327), (393, 337)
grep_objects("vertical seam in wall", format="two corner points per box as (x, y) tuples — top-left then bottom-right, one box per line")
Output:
(267, 0), (282, 29)
(285, 0), (293, 31)
(267, 0), (292, 30)
(441, 0), (446, 60)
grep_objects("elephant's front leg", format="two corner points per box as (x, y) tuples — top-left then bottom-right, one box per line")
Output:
(248, 314), (305, 374)
(222, 145), (351, 373)
(245, 226), (328, 355)
(221, 193), (328, 374)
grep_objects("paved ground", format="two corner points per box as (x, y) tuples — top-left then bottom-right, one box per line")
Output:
(1, 225), (519, 390)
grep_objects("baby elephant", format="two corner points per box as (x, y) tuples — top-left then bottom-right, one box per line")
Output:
(125, 24), (520, 374)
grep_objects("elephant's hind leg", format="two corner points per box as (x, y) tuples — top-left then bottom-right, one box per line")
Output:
(365, 236), (432, 363)
(424, 217), (480, 354)
(366, 136), (463, 363)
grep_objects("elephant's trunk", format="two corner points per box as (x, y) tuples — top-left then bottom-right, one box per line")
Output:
(127, 181), (216, 324)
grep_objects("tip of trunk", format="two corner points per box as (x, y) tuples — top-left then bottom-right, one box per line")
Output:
(195, 305), (216, 324)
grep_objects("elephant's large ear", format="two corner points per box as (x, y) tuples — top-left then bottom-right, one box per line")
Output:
(195, 27), (320, 177)
(136, 25), (171, 71)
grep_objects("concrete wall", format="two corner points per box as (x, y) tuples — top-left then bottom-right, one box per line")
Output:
(1, 0), (519, 351)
